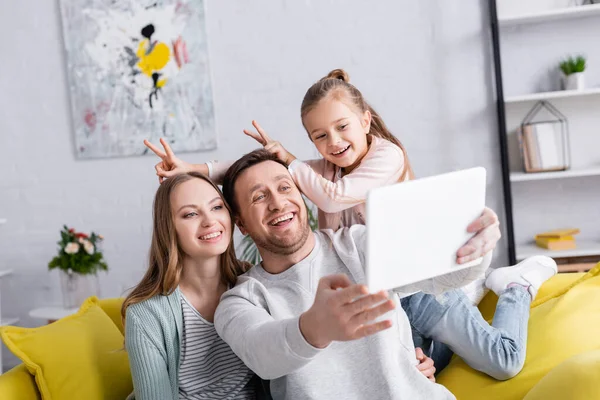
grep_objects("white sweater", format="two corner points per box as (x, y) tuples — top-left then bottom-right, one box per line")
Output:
(213, 226), (488, 400)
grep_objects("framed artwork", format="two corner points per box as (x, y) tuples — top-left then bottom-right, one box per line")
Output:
(59, 0), (216, 158)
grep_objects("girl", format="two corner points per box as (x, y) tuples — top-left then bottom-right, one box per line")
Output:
(144, 69), (557, 380)
(242, 68), (557, 379)
(122, 172), (266, 399)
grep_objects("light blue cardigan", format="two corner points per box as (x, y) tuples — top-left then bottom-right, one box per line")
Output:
(125, 287), (271, 400)
(125, 287), (185, 400)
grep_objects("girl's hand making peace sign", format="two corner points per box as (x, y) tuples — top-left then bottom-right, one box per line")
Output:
(243, 120), (297, 166)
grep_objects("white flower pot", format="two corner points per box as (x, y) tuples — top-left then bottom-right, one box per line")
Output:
(59, 270), (100, 308)
(562, 72), (585, 91)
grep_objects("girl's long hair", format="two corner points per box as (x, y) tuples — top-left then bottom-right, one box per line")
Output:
(121, 172), (250, 324)
(301, 68), (414, 181)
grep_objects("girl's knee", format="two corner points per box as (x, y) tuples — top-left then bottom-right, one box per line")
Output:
(489, 351), (525, 380)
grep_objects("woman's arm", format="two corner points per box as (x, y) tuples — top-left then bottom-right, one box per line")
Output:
(125, 310), (174, 400)
(144, 139), (234, 185)
(288, 144), (405, 213)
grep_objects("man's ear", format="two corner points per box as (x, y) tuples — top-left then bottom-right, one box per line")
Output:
(236, 217), (248, 235)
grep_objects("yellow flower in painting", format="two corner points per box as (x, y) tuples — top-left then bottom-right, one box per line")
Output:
(136, 39), (171, 78)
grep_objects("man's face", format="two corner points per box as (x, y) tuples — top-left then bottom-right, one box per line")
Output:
(234, 160), (310, 256)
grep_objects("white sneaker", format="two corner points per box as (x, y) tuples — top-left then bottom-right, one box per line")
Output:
(485, 256), (558, 299)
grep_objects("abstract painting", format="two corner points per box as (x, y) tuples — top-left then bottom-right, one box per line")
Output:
(59, 0), (216, 158)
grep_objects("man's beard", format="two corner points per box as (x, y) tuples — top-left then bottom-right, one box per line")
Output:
(252, 216), (311, 256)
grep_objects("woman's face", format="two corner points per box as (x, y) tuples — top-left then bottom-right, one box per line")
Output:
(303, 97), (371, 172)
(170, 178), (232, 260)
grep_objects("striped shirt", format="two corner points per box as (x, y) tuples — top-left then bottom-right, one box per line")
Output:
(179, 294), (256, 400)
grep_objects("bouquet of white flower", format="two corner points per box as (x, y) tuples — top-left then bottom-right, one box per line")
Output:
(48, 225), (108, 275)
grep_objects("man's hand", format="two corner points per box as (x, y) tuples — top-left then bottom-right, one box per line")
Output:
(416, 347), (436, 382)
(299, 274), (395, 349)
(457, 207), (501, 264)
(144, 138), (202, 183)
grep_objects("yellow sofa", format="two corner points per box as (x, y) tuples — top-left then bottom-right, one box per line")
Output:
(0, 298), (124, 399)
(1, 269), (598, 399)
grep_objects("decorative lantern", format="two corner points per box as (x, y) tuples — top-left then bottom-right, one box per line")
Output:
(519, 100), (570, 173)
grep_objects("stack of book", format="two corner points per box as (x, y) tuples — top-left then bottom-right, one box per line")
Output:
(534, 228), (580, 251)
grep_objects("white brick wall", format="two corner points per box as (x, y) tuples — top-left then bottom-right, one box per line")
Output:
(0, 0), (507, 370)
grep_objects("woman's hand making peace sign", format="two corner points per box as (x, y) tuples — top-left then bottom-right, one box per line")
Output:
(144, 138), (202, 183)
(243, 120), (297, 166)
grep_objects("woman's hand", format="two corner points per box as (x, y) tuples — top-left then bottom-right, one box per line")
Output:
(415, 347), (436, 382)
(144, 138), (197, 183)
(457, 207), (501, 264)
(243, 120), (297, 166)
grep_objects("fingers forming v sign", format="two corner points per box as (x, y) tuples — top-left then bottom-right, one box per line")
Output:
(243, 120), (296, 165)
(143, 138), (183, 184)
(243, 120), (270, 146)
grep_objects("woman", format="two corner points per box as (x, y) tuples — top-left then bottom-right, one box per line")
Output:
(122, 172), (266, 399)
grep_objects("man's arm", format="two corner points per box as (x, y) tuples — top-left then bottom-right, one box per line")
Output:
(214, 276), (395, 380)
(214, 279), (322, 380)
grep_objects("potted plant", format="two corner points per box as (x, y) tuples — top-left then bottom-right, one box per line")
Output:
(48, 225), (108, 308)
(559, 55), (586, 91)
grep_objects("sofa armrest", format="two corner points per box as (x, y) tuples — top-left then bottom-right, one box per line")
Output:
(0, 364), (41, 400)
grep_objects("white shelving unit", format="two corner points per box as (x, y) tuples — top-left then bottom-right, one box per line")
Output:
(492, 3), (600, 268)
(510, 166), (600, 182)
(517, 240), (600, 261)
(505, 87), (600, 104)
(499, 4), (600, 26)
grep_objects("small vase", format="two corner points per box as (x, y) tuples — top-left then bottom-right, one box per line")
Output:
(562, 72), (585, 91)
(59, 269), (101, 308)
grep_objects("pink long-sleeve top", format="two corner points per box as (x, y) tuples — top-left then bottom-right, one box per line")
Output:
(208, 135), (408, 231)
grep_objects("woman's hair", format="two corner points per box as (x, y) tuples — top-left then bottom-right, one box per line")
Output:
(121, 172), (251, 323)
(301, 68), (414, 180)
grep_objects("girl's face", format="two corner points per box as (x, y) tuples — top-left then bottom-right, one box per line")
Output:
(170, 178), (232, 260)
(303, 97), (371, 171)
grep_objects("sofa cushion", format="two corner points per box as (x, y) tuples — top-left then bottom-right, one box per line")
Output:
(0, 296), (133, 400)
(523, 349), (600, 400)
(437, 263), (600, 400)
(97, 297), (125, 334)
(0, 364), (40, 400)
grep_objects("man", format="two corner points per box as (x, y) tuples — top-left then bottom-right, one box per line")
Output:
(213, 149), (508, 400)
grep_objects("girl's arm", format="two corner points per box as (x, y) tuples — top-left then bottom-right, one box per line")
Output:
(288, 144), (406, 213)
(243, 121), (406, 214)
(125, 310), (174, 400)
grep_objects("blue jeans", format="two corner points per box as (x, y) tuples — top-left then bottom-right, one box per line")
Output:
(400, 286), (530, 380)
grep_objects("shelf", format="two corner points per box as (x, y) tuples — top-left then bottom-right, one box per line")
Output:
(0, 317), (19, 327)
(0, 270), (13, 279)
(517, 240), (600, 261)
(499, 4), (600, 26)
(505, 87), (600, 104)
(510, 166), (600, 182)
